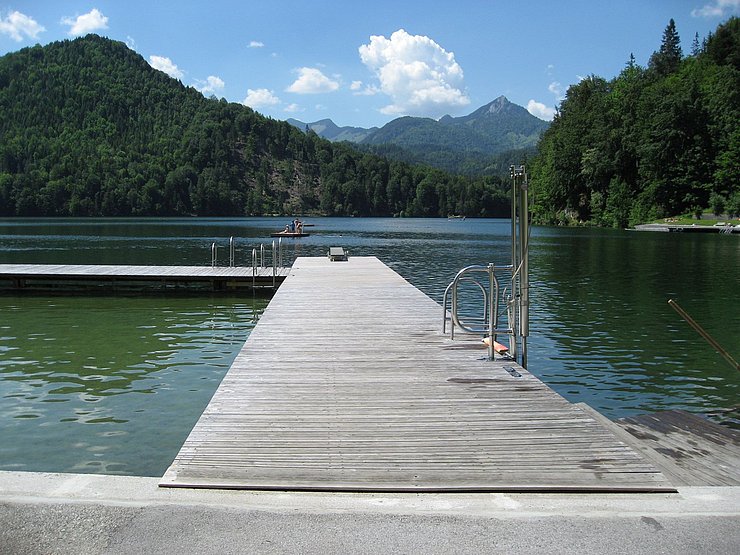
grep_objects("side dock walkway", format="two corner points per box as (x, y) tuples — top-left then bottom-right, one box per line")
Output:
(162, 256), (673, 492)
(0, 263), (288, 291)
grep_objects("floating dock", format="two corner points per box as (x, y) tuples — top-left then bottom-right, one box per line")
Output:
(162, 256), (674, 492)
(634, 223), (739, 234)
(0, 264), (289, 292)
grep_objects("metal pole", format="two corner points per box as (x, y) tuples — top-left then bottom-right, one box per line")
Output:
(229, 236), (234, 267)
(211, 242), (216, 267)
(488, 264), (495, 360)
(518, 167), (530, 369)
(509, 166), (520, 362)
(668, 299), (739, 371)
(272, 240), (276, 288)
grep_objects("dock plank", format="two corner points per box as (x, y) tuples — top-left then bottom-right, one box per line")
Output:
(161, 256), (673, 492)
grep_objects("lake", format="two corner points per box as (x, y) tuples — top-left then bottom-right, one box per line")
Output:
(1, 217), (738, 476)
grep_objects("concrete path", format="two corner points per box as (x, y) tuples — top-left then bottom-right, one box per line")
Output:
(1, 472), (739, 554)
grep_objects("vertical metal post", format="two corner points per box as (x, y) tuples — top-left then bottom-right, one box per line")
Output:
(488, 264), (495, 360)
(278, 237), (283, 269)
(518, 168), (529, 369)
(211, 242), (216, 267)
(229, 236), (234, 267)
(272, 240), (276, 288)
(509, 166), (519, 362)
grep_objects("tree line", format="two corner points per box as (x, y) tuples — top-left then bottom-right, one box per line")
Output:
(530, 17), (739, 227)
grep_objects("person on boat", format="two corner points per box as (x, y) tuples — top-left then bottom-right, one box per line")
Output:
(296, 219), (303, 234)
(284, 224), (291, 233)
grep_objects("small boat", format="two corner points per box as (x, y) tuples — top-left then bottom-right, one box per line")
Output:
(270, 231), (310, 238)
(447, 215), (466, 220)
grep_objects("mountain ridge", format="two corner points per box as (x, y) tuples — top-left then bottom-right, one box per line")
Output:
(287, 96), (548, 174)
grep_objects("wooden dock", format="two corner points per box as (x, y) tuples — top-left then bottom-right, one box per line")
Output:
(161, 256), (674, 492)
(0, 264), (289, 292)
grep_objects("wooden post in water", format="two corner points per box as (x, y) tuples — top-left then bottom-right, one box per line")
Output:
(668, 299), (740, 371)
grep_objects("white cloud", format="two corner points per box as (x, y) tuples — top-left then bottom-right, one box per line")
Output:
(350, 80), (379, 96)
(527, 99), (556, 121)
(548, 81), (564, 100)
(284, 103), (302, 113)
(195, 75), (225, 96)
(242, 88), (281, 108)
(61, 8), (108, 36)
(125, 36), (136, 50)
(286, 67), (340, 94)
(149, 55), (184, 79)
(692, 0), (740, 17)
(248, 40), (264, 48)
(358, 28), (470, 117)
(0, 10), (45, 41)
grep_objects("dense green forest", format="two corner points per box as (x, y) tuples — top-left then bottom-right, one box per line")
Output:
(530, 17), (739, 227)
(0, 35), (509, 217)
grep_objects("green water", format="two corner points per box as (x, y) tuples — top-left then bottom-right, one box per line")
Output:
(0, 217), (738, 475)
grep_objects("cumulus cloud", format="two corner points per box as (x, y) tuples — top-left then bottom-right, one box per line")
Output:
(286, 67), (340, 94)
(358, 28), (470, 117)
(243, 88), (281, 108)
(195, 75), (225, 96)
(125, 36), (136, 50)
(248, 40), (264, 48)
(0, 10), (45, 41)
(691, 0), (740, 17)
(284, 103), (302, 113)
(527, 99), (556, 121)
(61, 8), (108, 36)
(149, 55), (184, 79)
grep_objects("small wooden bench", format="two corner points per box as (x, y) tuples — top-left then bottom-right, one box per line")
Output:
(328, 247), (348, 261)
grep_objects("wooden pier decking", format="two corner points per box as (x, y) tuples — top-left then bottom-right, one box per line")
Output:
(0, 264), (289, 291)
(161, 256), (674, 492)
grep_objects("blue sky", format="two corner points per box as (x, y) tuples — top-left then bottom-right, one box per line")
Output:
(1, 1), (738, 128)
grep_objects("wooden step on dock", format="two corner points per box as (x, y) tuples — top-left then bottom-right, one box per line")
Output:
(0, 263), (289, 292)
(161, 256), (674, 492)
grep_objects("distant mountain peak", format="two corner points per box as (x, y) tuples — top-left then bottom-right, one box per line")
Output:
(486, 95), (510, 114)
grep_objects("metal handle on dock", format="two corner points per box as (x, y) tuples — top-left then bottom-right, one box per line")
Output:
(211, 242), (217, 267)
(252, 248), (257, 287)
(229, 236), (235, 267)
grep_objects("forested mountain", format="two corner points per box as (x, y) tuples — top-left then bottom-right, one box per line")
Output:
(287, 96), (547, 176)
(0, 35), (509, 217)
(531, 17), (739, 227)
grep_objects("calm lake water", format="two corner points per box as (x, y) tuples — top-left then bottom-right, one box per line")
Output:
(1, 217), (738, 476)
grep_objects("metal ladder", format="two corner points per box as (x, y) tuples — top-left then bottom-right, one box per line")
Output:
(442, 165), (531, 368)
(210, 236), (284, 288)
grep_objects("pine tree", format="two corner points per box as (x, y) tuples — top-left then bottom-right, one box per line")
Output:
(691, 32), (701, 56)
(649, 19), (683, 76)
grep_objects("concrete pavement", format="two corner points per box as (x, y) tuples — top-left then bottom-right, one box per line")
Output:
(1, 471), (739, 554)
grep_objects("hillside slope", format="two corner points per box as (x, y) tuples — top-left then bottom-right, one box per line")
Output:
(0, 35), (509, 217)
